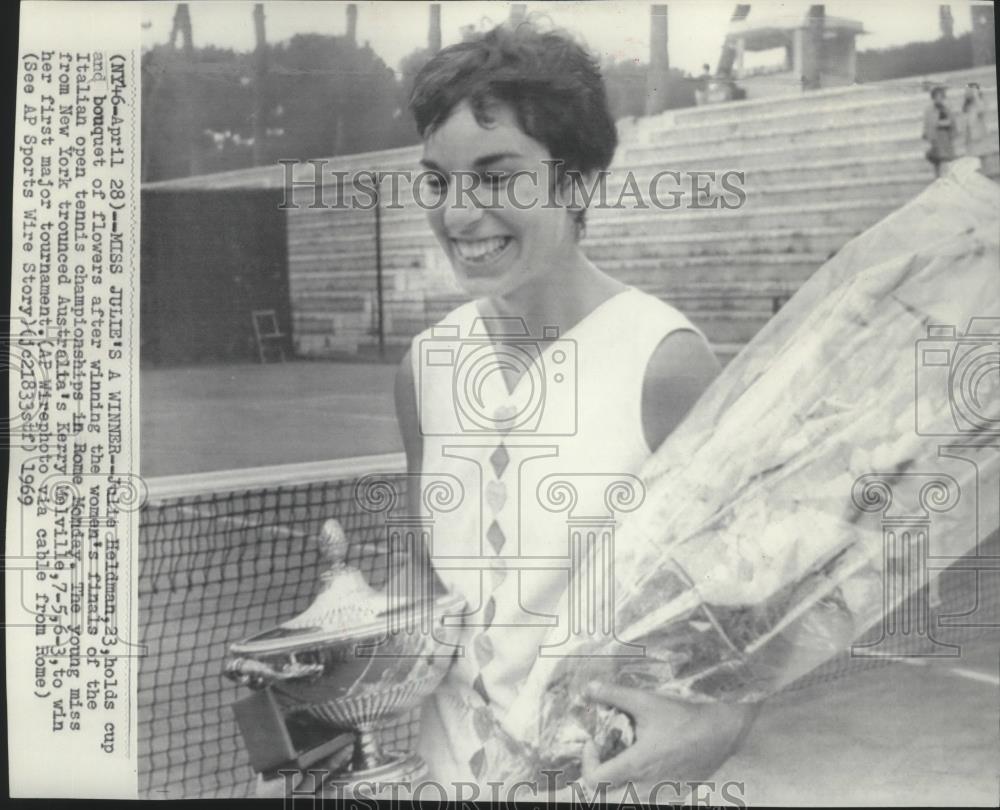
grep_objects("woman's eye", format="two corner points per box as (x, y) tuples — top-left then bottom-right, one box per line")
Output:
(421, 174), (447, 195)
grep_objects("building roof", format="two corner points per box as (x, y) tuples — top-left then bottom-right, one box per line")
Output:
(728, 13), (865, 51)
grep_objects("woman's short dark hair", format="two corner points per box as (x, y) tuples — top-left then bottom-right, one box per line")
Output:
(408, 22), (618, 180)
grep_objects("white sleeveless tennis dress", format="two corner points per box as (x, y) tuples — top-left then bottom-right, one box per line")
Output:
(409, 286), (703, 784)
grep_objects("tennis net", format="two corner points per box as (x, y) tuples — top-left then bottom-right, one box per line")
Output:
(138, 454), (999, 798)
(138, 454), (412, 799)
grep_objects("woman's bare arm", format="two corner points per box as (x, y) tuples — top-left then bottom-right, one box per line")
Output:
(641, 329), (721, 453)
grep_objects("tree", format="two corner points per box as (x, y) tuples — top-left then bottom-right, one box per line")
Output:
(603, 58), (695, 119)
(141, 33), (416, 181)
(266, 34), (411, 159)
(141, 44), (256, 181)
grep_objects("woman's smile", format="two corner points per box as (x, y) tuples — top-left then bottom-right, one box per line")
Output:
(450, 235), (514, 274)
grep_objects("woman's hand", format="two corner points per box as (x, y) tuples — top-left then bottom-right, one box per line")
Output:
(573, 682), (760, 801)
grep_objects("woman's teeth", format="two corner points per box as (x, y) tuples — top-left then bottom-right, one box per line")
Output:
(452, 236), (511, 263)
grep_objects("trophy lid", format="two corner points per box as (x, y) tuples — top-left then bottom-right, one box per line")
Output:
(229, 519), (438, 657)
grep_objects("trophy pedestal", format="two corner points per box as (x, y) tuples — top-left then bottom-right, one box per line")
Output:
(321, 751), (429, 799)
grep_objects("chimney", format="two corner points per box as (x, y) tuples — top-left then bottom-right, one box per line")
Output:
(802, 5), (825, 90)
(645, 4), (670, 115)
(971, 2), (995, 65)
(252, 4), (268, 167)
(429, 3), (442, 53)
(939, 5), (955, 39)
(510, 3), (527, 26)
(170, 3), (194, 51)
(169, 3), (202, 175)
(346, 3), (358, 44)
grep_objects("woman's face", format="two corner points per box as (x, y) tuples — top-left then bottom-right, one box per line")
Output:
(419, 100), (579, 299)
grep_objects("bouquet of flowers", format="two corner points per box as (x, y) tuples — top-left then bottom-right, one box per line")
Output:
(481, 159), (1000, 783)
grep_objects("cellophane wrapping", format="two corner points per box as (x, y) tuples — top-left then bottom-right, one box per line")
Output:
(477, 159), (1000, 784)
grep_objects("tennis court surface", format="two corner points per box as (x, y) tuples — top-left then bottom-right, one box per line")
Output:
(141, 361), (400, 476)
(720, 635), (1000, 805)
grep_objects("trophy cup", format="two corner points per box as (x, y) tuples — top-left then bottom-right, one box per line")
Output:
(224, 518), (464, 797)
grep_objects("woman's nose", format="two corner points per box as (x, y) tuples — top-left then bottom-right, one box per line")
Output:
(443, 182), (486, 232)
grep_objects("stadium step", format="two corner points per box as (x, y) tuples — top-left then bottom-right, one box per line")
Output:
(635, 65), (998, 130)
(635, 86), (998, 144)
(638, 107), (998, 157)
(615, 153), (939, 188)
(295, 219), (867, 260)
(709, 342), (746, 366)
(289, 255), (422, 279)
(619, 124), (999, 167)
(657, 295), (785, 314)
(594, 172), (933, 209)
(587, 197), (904, 234)
(599, 252), (826, 286)
(290, 226), (856, 272)
(585, 224), (855, 256)
(683, 310), (773, 343)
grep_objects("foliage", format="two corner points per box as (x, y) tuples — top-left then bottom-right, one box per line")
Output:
(142, 35), (413, 182)
(856, 34), (977, 83)
(142, 44), (257, 180)
(142, 37), (702, 182)
(602, 58), (696, 119)
(267, 35), (412, 161)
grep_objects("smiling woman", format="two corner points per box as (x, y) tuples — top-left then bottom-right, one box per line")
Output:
(419, 99), (586, 297)
(393, 20), (732, 793)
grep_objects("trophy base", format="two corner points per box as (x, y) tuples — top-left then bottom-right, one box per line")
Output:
(321, 752), (429, 799)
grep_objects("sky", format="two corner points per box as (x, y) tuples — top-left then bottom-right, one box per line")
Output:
(140, 0), (980, 75)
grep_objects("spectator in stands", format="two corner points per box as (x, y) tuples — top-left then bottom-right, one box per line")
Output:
(959, 82), (990, 167)
(695, 63), (712, 105)
(922, 85), (958, 178)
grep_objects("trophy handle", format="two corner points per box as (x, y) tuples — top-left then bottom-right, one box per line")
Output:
(224, 655), (324, 690)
